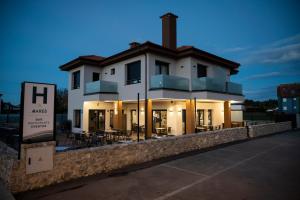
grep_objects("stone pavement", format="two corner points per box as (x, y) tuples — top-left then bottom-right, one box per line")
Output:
(15, 130), (300, 200)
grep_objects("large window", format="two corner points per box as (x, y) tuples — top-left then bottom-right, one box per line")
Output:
(74, 110), (81, 128)
(152, 110), (167, 134)
(197, 64), (207, 78)
(72, 71), (80, 89)
(155, 60), (169, 75)
(126, 60), (141, 85)
(93, 72), (100, 81)
(207, 109), (213, 125)
(196, 109), (205, 126)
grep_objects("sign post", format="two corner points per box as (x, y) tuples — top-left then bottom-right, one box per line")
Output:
(19, 82), (56, 159)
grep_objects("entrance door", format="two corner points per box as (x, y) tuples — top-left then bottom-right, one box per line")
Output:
(89, 110), (106, 132)
(182, 109), (186, 134)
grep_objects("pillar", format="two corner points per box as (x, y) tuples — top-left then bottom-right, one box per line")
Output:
(115, 100), (123, 130)
(145, 99), (152, 139)
(224, 101), (231, 128)
(186, 99), (195, 133)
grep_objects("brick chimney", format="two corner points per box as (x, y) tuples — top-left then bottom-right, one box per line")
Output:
(160, 13), (178, 50)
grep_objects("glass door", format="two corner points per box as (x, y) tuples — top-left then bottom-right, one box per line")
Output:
(89, 110), (106, 132)
(152, 110), (167, 134)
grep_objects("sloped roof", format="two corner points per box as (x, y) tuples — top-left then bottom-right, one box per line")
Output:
(59, 42), (240, 74)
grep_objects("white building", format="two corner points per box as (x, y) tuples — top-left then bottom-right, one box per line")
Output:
(60, 13), (244, 139)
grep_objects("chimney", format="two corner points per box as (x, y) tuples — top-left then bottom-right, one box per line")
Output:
(129, 42), (140, 49)
(160, 12), (178, 50)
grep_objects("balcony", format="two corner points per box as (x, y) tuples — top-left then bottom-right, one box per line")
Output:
(192, 77), (226, 93)
(85, 80), (118, 95)
(226, 81), (243, 95)
(150, 74), (189, 91)
(192, 77), (243, 95)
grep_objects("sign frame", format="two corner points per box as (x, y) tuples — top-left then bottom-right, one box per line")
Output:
(19, 82), (57, 159)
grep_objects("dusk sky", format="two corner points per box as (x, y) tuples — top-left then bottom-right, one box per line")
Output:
(1, 0), (300, 104)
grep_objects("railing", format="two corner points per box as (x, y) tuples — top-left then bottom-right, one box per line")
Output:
(226, 82), (243, 95)
(150, 74), (189, 91)
(192, 78), (243, 95)
(192, 77), (226, 92)
(85, 80), (118, 94)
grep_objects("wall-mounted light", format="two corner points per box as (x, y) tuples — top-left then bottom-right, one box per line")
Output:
(169, 107), (173, 112)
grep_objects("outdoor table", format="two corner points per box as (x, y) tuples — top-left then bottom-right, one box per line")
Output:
(155, 127), (167, 135)
(196, 127), (206, 132)
(104, 129), (119, 141)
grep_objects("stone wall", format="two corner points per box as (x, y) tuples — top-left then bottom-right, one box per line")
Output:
(7, 127), (247, 193)
(248, 121), (292, 138)
(0, 122), (292, 194)
(0, 141), (17, 188)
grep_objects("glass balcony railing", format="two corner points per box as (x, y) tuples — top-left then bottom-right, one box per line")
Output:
(192, 77), (226, 92)
(85, 80), (118, 94)
(227, 82), (243, 95)
(150, 74), (189, 91)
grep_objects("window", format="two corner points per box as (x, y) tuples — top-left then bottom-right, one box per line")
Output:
(74, 110), (81, 128)
(126, 60), (141, 84)
(197, 64), (207, 78)
(111, 68), (115, 75)
(152, 110), (167, 133)
(196, 109), (205, 126)
(109, 110), (114, 128)
(283, 98), (287, 102)
(155, 60), (169, 75)
(92, 72), (100, 81)
(283, 106), (287, 111)
(207, 109), (212, 125)
(72, 71), (80, 89)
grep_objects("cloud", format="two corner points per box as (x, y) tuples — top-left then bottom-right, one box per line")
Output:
(223, 47), (248, 53)
(244, 72), (280, 80)
(240, 34), (300, 64)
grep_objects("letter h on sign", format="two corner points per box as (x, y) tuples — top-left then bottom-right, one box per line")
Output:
(32, 86), (48, 104)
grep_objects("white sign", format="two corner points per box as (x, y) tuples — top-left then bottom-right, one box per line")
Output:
(21, 82), (56, 143)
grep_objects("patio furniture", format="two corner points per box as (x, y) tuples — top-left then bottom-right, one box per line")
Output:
(155, 127), (167, 135)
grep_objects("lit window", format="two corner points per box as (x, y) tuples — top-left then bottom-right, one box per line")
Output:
(282, 98), (287, 102)
(283, 106), (287, 110)
(294, 98), (297, 101)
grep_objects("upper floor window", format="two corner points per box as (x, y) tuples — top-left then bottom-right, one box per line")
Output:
(93, 72), (100, 81)
(197, 64), (207, 78)
(72, 71), (80, 89)
(155, 60), (169, 75)
(126, 60), (141, 85)
(111, 68), (115, 75)
(74, 110), (81, 128)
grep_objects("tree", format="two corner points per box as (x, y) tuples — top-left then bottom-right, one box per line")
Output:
(55, 88), (68, 113)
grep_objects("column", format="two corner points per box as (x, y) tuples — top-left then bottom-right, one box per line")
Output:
(145, 99), (152, 139)
(224, 101), (231, 128)
(186, 99), (195, 133)
(115, 100), (123, 129)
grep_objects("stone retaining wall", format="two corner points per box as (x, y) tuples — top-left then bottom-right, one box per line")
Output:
(0, 122), (293, 194)
(8, 127), (247, 193)
(248, 121), (292, 138)
(0, 141), (17, 188)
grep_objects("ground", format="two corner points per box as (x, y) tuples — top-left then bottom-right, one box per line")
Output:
(16, 130), (300, 200)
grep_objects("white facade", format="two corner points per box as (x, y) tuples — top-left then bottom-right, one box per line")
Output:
(66, 53), (243, 132)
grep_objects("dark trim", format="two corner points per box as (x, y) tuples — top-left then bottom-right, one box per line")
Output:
(84, 92), (118, 96)
(149, 88), (189, 92)
(53, 85), (57, 142)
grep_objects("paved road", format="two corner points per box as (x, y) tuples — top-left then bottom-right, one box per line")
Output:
(16, 130), (300, 200)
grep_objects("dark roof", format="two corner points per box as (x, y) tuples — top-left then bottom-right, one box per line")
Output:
(59, 41), (240, 74)
(59, 55), (105, 71)
(277, 83), (300, 98)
